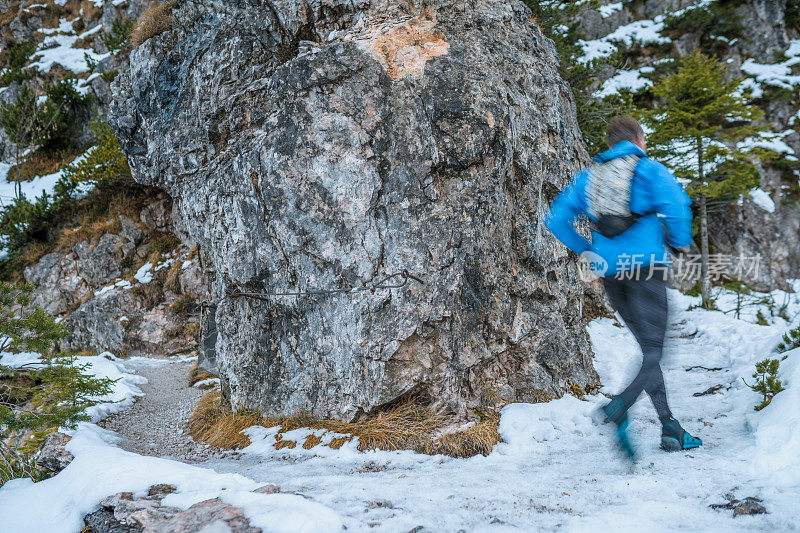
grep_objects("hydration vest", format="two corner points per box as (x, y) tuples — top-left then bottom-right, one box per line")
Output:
(586, 154), (644, 238)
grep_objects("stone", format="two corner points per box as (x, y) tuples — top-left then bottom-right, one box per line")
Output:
(733, 497), (768, 517)
(147, 484), (177, 498)
(710, 494), (768, 517)
(110, 0), (598, 420)
(139, 197), (174, 233)
(253, 484), (281, 494)
(84, 493), (260, 533)
(35, 431), (74, 473)
(60, 285), (198, 357)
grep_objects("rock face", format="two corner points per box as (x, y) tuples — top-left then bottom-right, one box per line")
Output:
(110, 0), (598, 419)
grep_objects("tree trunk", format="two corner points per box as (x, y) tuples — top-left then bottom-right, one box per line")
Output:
(697, 137), (712, 309)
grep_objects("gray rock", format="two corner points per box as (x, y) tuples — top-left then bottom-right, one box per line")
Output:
(35, 431), (74, 473)
(733, 497), (767, 517)
(139, 197), (173, 233)
(110, 0), (598, 420)
(60, 289), (133, 353)
(179, 258), (209, 299)
(197, 303), (219, 376)
(67, 217), (141, 288)
(84, 492), (260, 533)
(60, 285), (198, 356)
(24, 252), (92, 316)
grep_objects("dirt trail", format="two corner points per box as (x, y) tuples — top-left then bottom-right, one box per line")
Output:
(99, 356), (220, 462)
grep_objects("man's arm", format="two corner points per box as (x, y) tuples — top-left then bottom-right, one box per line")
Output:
(544, 171), (591, 254)
(649, 162), (693, 249)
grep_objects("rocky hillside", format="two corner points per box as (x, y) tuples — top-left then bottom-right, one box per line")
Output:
(554, 0), (800, 289)
(110, 0), (600, 421)
(0, 0), (210, 357)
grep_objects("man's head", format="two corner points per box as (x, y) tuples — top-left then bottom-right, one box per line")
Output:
(605, 116), (646, 152)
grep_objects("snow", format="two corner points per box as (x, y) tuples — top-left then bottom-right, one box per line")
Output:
(30, 18), (110, 74)
(154, 257), (175, 271)
(577, 39), (618, 63)
(192, 377), (220, 388)
(578, 18), (670, 63)
(0, 150), (93, 204)
(0, 351), (45, 368)
(0, 163), (64, 203)
(598, 2), (622, 17)
(495, 397), (599, 455)
(739, 130), (798, 160)
(594, 66), (654, 97)
(749, 188), (776, 213)
(749, 347), (800, 487)
(80, 352), (148, 422)
(78, 24), (103, 39)
(739, 77), (764, 99)
(0, 424), (342, 533)
(741, 39), (800, 91)
(95, 278), (133, 295)
(3, 285), (800, 530)
(134, 262), (154, 283)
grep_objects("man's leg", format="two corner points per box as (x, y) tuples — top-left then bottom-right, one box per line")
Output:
(603, 270), (702, 452)
(602, 269), (671, 419)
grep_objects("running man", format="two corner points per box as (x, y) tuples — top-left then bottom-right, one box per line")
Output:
(544, 116), (702, 459)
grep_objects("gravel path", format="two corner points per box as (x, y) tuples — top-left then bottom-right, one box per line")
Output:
(99, 356), (222, 463)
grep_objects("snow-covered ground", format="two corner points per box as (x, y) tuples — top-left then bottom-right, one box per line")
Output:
(2, 286), (800, 531)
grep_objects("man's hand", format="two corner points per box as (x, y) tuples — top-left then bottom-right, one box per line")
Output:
(670, 245), (690, 255)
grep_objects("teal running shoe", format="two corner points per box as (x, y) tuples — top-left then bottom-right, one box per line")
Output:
(660, 417), (702, 451)
(597, 398), (637, 460)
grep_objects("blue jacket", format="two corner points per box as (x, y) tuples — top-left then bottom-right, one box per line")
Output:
(544, 141), (693, 276)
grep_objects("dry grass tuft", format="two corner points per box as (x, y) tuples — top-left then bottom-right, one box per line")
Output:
(163, 258), (183, 293)
(434, 419), (501, 457)
(55, 216), (122, 252)
(52, 190), (143, 254)
(187, 390), (505, 457)
(131, 1), (175, 47)
(187, 391), (261, 449)
(169, 294), (196, 315)
(6, 148), (82, 183)
(188, 360), (216, 387)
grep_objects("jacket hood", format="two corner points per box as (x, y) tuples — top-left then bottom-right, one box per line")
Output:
(593, 141), (647, 163)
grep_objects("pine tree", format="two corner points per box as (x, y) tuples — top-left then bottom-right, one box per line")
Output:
(641, 51), (766, 309)
(776, 324), (800, 353)
(0, 282), (116, 483)
(744, 358), (785, 411)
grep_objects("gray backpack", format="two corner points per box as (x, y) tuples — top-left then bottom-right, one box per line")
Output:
(586, 155), (643, 238)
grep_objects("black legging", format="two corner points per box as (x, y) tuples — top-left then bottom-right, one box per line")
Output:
(602, 268), (672, 419)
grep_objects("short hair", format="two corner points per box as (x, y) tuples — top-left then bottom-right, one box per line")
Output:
(604, 116), (644, 148)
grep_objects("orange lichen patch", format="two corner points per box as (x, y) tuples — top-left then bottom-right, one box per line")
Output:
(363, 12), (449, 80)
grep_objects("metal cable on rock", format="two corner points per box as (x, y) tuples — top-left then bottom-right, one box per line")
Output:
(228, 269), (424, 302)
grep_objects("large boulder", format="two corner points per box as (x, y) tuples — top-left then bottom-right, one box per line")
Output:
(110, 0), (598, 419)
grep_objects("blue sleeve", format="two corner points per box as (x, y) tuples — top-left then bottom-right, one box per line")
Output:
(645, 161), (693, 248)
(544, 171), (591, 255)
